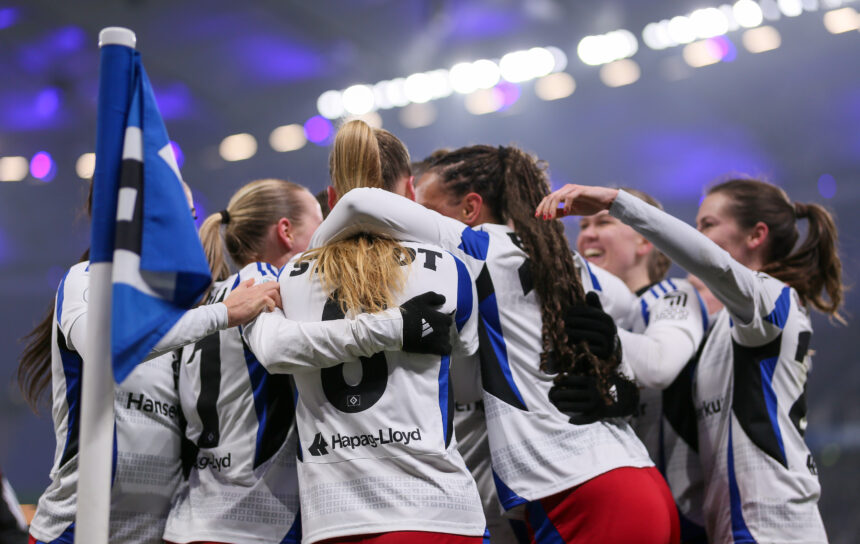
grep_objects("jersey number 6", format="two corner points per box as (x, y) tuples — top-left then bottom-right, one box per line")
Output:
(320, 296), (388, 413)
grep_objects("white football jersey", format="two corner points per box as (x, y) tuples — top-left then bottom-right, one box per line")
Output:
(308, 190), (652, 512)
(694, 275), (826, 543)
(30, 261), (183, 544)
(452, 224), (652, 508)
(164, 262), (300, 544)
(628, 278), (709, 541)
(279, 241), (484, 543)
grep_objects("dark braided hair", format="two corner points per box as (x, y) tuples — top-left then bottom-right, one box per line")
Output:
(429, 145), (623, 402)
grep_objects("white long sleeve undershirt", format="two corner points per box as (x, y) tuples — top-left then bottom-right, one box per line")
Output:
(242, 307), (404, 374)
(610, 189), (757, 325)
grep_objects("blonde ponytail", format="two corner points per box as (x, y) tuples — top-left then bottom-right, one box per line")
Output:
(313, 120), (412, 313)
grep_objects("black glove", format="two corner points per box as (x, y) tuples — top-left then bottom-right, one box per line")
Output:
(564, 291), (617, 360)
(400, 292), (452, 355)
(549, 373), (640, 425)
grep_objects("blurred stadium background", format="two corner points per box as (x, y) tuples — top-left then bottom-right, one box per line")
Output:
(0, 0), (857, 540)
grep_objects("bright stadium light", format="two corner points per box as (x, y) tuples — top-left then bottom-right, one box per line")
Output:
(668, 15), (697, 44)
(823, 7), (859, 33)
(778, 0), (804, 17)
(599, 59), (641, 87)
(577, 30), (638, 66)
(219, 133), (257, 162)
(545, 46), (568, 72)
(499, 50), (534, 82)
(450, 62), (479, 94)
(317, 90), (344, 119)
(690, 7), (730, 38)
(425, 69), (453, 99)
(76, 152), (96, 179)
(742, 25), (782, 52)
(464, 89), (504, 115)
(472, 59), (502, 89)
(341, 84), (375, 115)
(0, 156), (28, 182)
(534, 72), (576, 101)
(404, 72), (434, 103)
(269, 124), (306, 152)
(734, 0), (765, 27)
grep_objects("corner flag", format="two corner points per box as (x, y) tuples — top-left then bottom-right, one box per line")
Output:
(91, 48), (211, 383)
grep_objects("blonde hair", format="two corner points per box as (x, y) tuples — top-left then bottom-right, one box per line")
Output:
(199, 178), (311, 281)
(303, 120), (411, 314)
(621, 187), (672, 284)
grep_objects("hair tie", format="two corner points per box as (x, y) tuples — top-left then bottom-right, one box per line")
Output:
(219, 209), (231, 225)
(793, 201), (808, 219)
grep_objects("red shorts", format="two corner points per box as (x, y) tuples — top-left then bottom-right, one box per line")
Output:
(315, 531), (484, 544)
(524, 466), (680, 544)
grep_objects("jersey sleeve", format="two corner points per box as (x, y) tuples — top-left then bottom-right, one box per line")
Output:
(56, 263), (90, 360)
(148, 303), (228, 360)
(309, 188), (469, 254)
(450, 254), (480, 358)
(242, 306), (405, 374)
(609, 189), (761, 326)
(241, 261), (406, 373)
(617, 280), (706, 389)
(729, 274), (795, 348)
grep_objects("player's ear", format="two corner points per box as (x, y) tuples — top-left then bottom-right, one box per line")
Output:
(404, 175), (416, 201)
(327, 186), (338, 210)
(276, 217), (293, 251)
(462, 193), (483, 226)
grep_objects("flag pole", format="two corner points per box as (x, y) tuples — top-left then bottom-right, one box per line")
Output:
(75, 27), (136, 544)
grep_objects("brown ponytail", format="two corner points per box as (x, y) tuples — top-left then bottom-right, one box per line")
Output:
(18, 248), (90, 412)
(199, 178), (313, 283)
(304, 120), (410, 314)
(709, 179), (845, 320)
(429, 145), (622, 401)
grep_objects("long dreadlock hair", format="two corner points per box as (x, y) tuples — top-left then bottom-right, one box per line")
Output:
(428, 145), (623, 402)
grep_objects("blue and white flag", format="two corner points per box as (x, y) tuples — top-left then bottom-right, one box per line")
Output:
(91, 52), (210, 383)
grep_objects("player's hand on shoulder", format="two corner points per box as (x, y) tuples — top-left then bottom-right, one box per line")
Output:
(400, 291), (453, 355)
(224, 278), (282, 328)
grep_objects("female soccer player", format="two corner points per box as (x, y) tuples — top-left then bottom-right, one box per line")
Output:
(164, 178), (455, 544)
(244, 121), (486, 544)
(18, 186), (281, 544)
(536, 180), (843, 543)
(312, 145), (678, 544)
(575, 189), (709, 542)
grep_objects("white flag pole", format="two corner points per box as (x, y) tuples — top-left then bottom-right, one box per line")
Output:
(74, 27), (136, 544)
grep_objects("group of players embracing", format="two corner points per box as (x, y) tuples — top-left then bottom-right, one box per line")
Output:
(19, 119), (844, 544)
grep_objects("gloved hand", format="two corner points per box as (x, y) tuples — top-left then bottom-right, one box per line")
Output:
(564, 291), (617, 360)
(549, 374), (639, 425)
(400, 292), (452, 355)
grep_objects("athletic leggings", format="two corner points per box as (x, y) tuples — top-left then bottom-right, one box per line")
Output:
(524, 466), (680, 544)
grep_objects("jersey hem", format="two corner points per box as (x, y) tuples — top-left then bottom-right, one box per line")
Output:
(164, 527), (295, 544)
(506, 458), (654, 506)
(303, 519), (486, 544)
